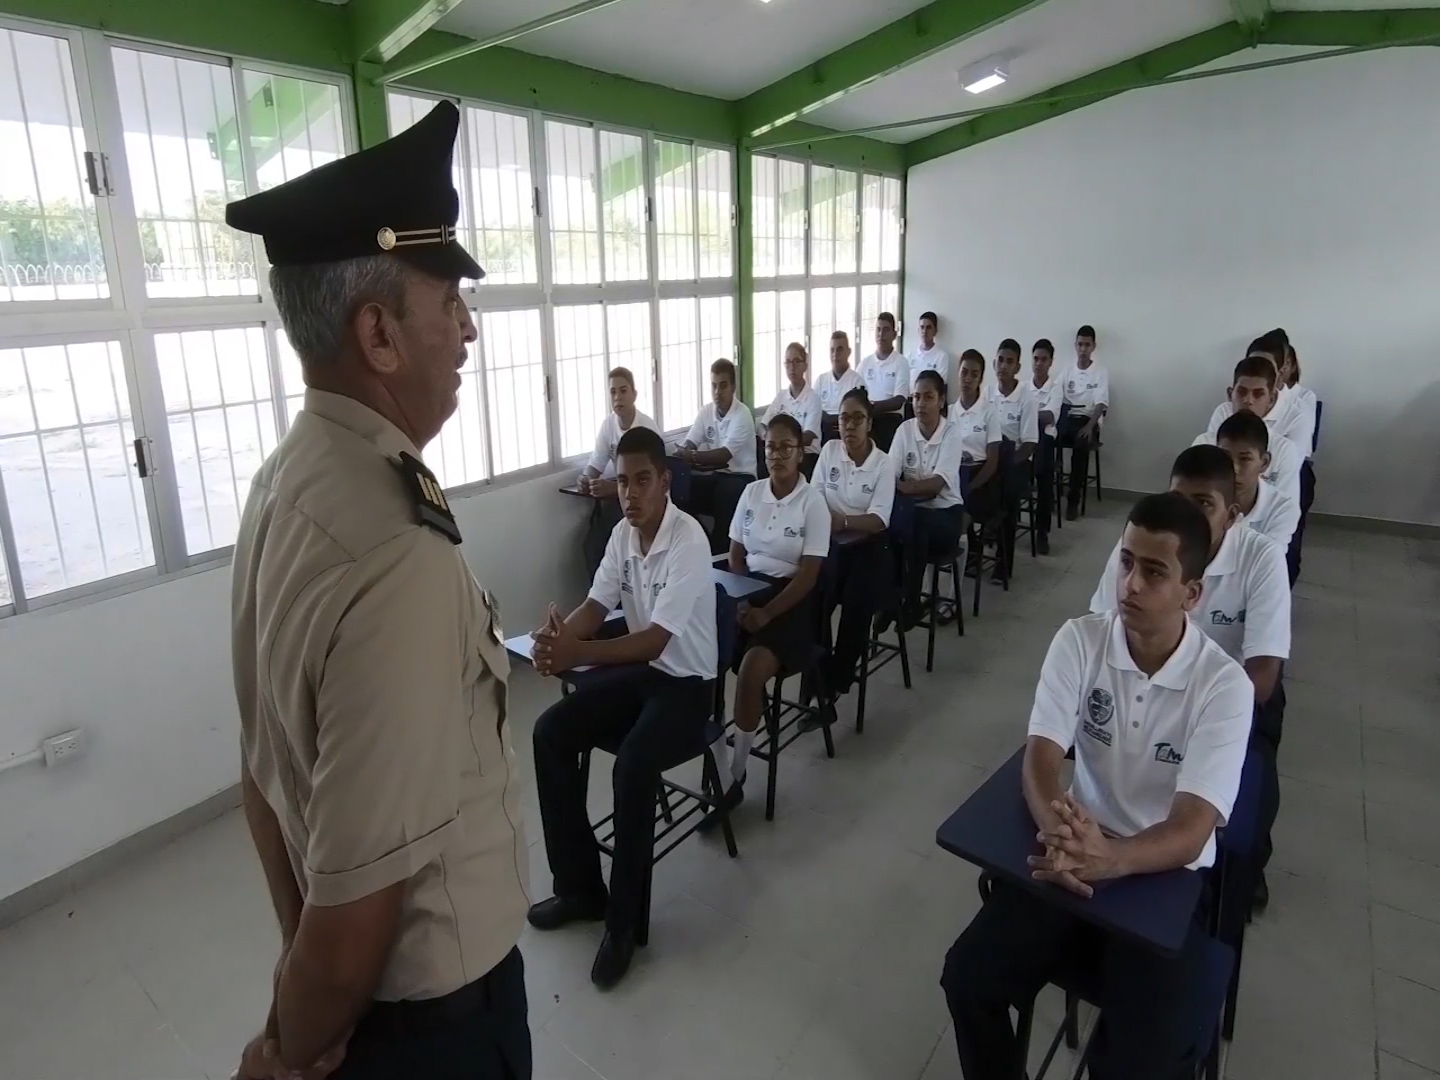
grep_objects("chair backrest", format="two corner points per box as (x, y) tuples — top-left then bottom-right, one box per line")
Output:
(1312, 399), (1323, 453)
(714, 582), (738, 676)
(667, 455), (694, 504)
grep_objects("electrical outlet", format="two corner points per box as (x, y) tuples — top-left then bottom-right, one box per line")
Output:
(42, 729), (86, 768)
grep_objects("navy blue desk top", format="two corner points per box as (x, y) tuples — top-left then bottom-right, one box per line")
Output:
(935, 748), (1203, 958)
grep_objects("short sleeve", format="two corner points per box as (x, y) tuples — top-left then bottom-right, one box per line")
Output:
(649, 528), (712, 639)
(800, 395), (822, 438)
(893, 356), (911, 398)
(1241, 537), (1292, 661)
(724, 404), (756, 458)
(1271, 439), (1302, 509)
(1268, 490), (1301, 551)
(1175, 663), (1254, 824)
(932, 426), (965, 496)
(305, 538), (466, 906)
(760, 392), (782, 427)
(728, 484), (752, 545)
(985, 403), (1003, 444)
(587, 419), (610, 474)
(1089, 537), (1123, 613)
(1205, 403), (1227, 440)
(685, 410), (706, 448)
(1020, 392), (1039, 444)
(867, 457), (896, 526)
(1028, 620), (1085, 751)
(1095, 368), (1110, 408)
(586, 521), (624, 611)
(802, 488), (832, 558)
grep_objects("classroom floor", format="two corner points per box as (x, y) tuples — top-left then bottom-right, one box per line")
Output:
(1, 500), (1437, 1080)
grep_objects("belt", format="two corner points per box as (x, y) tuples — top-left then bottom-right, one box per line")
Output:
(357, 948), (521, 1038)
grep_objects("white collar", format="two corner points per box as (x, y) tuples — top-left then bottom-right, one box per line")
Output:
(786, 384), (812, 401)
(1206, 525), (1242, 577)
(761, 475), (810, 506)
(840, 440), (884, 473)
(633, 497), (683, 558)
(1105, 613), (1200, 691)
(994, 381), (1023, 402)
(917, 415), (951, 447)
(955, 395), (985, 415)
(1241, 479), (1275, 522)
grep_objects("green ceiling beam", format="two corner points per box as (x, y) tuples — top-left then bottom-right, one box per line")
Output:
(1259, 7), (1440, 47)
(738, 0), (1049, 138)
(349, 0), (464, 63)
(905, 23), (1253, 167)
(748, 120), (905, 174)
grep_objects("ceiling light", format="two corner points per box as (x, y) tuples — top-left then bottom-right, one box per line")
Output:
(960, 57), (1009, 95)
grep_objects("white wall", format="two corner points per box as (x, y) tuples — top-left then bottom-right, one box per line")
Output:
(904, 46), (1440, 525)
(0, 470), (592, 903)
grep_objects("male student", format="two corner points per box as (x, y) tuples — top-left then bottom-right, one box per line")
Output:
(1030, 339), (1062, 554)
(1057, 324), (1108, 520)
(1091, 445), (1291, 911)
(1216, 411), (1301, 555)
(678, 358), (757, 551)
(987, 339), (1037, 577)
(527, 427), (717, 991)
(943, 491), (1252, 1080)
(1206, 335), (1312, 464)
(760, 342), (822, 466)
(858, 312), (909, 450)
(815, 330), (861, 441)
(910, 310), (957, 404)
(578, 367), (658, 573)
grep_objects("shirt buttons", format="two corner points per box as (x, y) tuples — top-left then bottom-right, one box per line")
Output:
(1135, 695), (1144, 703)
(1132, 721), (1140, 728)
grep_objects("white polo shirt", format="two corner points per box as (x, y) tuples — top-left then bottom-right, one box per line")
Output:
(1205, 397), (1312, 464)
(761, 385), (822, 452)
(1289, 384), (1319, 458)
(987, 380), (1039, 446)
(1062, 362), (1109, 415)
(1029, 611), (1253, 870)
(588, 499), (717, 680)
(889, 416), (965, 510)
(1192, 430), (1301, 514)
(910, 345), (957, 401)
(815, 366), (861, 415)
(858, 350), (910, 405)
(815, 439), (895, 525)
(952, 395), (1004, 463)
(685, 400), (757, 476)
(729, 476), (831, 579)
(1031, 374), (1062, 438)
(587, 410), (659, 478)
(1090, 522), (1292, 664)
(1239, 478), (1300, 552)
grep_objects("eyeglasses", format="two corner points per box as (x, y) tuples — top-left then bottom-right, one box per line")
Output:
(839, 413), (869, 428)
(765, 442), (800, 459)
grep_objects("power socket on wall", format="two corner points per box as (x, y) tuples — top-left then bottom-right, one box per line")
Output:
(42, 729), (87, 768)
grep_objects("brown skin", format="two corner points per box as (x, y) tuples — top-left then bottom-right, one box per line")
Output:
(896, 378), (948, 501)
(534, 450), (676, 674)
(1032, 348), (1056, 431)
(919, 316), (937, 351)
(995, 346), (1034, 464)
(869, 319), (906, 413)
(776, 346), (818, 449)
(829, 399), (885, 535)
(829, 335), (852, 377)
(1023, 525), (1216, 897)
(958, 357), (1001, 490)
(1072, 333), (1106, 438)
(1227, 374), (1278, 420)
(579, 375), (639, 496)
(681, 371), (741, 468)
(1218, 436), (1271, 516)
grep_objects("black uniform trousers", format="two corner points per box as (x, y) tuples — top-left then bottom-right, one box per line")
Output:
(1033, 433), (1057, 536)
(533, 666), (713, 937)
(333, 947), (531, 1080)
(823, 536), (890, 693)
(896, 504), (966, 613)
(1288, 460), (1316, 585)
(996, 458), (1031, 574)
(1056, 411), (1097, 510)
(942, 877), (1215, 1080)
(1251, 679), (1286, 874)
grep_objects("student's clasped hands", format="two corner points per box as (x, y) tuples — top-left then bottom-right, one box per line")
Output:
(531, 603), (578, 677)
(1028, 795), (1118, 899)
(233, 1035), (345, 1080)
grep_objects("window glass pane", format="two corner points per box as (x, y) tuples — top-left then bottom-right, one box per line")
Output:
(554, 304), (606, 458)
(882, 176), (903, 272)
(777, 159), (806, 277)
(0, 27), (107, 303)
(606, 301), (653, 417)
(546, 120), (599, 285)
(809, 285), (856, 360)
(696, 146), (732, 279)
(242, 71), (345, 192)
(427, 326), (490, 492)
(863, 174), (904, 273)
(654, 139), (694, 282)
(274, 330), (305, 427)
(155, 327), (278, 555)
(658, 297), (698, 431)
(0, 340), (154, 598)
(699, 293), (735, 388)
(750, 155), (776, 279)
(113, 47), (258, 299)
(464, 105), (536, 285)
(860, 284), (901, 355)
(481, 309), (547, 476)
(599, 130), (646, 282)
(811, 167), (857, 277)
(751, 289), (803, 406)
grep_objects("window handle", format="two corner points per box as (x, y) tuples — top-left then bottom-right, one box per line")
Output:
(132, 437), (151, 478)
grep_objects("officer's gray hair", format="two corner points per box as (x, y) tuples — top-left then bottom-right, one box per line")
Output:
(269, 256), (410, 368)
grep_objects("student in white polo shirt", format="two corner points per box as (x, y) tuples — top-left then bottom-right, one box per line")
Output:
(1058, 324), (1108, 521)
(1030, 338), (1062, 554)
(857, 312), (909, 451)
(910, 310), (957, 405)
(705, 413), (831, 819)
(989, 338), (1039, 578)
(1205, 344), (1312, 465)
(760, 342), (822, 475)
(1279, 339), (1319, 577)
(1217, 410), (1301, 557)
(953, 350), (1004, 537)
(528, 427), (717, 989)
(815, 331), (862, 443)
(678, 358), (758, 552)
(577, 366), (658, 573)
(943, 491), (1251, 1080)
(890, 369), (966, 627)
(1091, 444), (1291, 912)
(815, 387), (895, 694)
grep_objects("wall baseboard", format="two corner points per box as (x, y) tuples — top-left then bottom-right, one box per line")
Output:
(0, 783), (241, 932)
(1101, 487), (1440, 541)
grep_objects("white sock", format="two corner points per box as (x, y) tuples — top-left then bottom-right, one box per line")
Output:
(709, 734), (731, 786)
(731, 729), (756, 785)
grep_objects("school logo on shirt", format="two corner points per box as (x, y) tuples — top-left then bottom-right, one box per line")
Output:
(1154, 742), (1184, 766)
(905, 451), (917, 467)
(1209, 608), (1246, 626)
(1082, 687), (1114, 747)
(621, 559), (634, 594)
(829, 467), (840, 483)
(706, 425), (716, 441)
(784, 526), (806, 538)
(743, 508), (755, 532)
(861, 482), (875, 494)
(651, 581), (666, 599)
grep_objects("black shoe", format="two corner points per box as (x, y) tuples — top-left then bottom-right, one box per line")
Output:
(1037, 532), (1050, 555)
(590, 929), (636, 990)
(798, 696), (837, 733)
(873, 609), (895, 635)
(1065, 504), (1079, 522)
(527, 893), (608, 931)
(698, 777), (744, 834)
(1252, 872), (1270, 915)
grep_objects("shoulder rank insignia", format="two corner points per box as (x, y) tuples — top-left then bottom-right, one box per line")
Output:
(397, 451), (462, 544)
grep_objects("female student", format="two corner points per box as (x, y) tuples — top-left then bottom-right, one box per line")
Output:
(953, 350), (1005, 576)
(707, 413), (831, 818)
(889, 369), (966, 626)
(814, 388), (895, 693)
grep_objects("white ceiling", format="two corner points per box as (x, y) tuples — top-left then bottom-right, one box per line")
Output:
(437, 0), (930, 99)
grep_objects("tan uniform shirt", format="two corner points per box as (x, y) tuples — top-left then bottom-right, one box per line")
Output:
(231, 389), (529, 1002)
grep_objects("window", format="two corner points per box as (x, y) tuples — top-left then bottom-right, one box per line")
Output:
(553, 303), (606, 458)
(809, 166), (857, 277)
(599, 130), (646, 282)
(462, 105), (537, 285)
(861, 175), (904, 274)
(809, 285), (856, 361)
(243, 71), (347, 193)
(479, 309), (546, 476)
(696, 147), (733, 279)
(659, 294), (734, 430)
(751, 289), (804, 407)
(654, 140), (734, 282)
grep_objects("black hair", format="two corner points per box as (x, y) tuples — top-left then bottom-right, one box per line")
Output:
(877, 311), (897, 330)
(1032, 338), (1054, 357)
(608, 366), (635, 389)
(1232, 355), (1277, 388)
(1216, 410), (1270, 453)
(784, 341), (807, 361)
(1170, 444), (1238, 507)
(1076, 325), (1096, 341)
(998, 338), (1022, 356)
(959, 349), (985, 374)
(616, 425), (667, 471)
(840, 386), (873, 417)
(919, 311), (938, 326)
(830, 330), (849, 345)
(766, 412), (804, 443)
(1249, 330), (1286, 362)
(1126, 492), (1214, 582)
(710, 358), (737, 386)
(1287, 343), (1301, 384)
(914, 368), (947, 400)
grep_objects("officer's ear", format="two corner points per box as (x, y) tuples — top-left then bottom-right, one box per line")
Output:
(353, 298), (404, 376)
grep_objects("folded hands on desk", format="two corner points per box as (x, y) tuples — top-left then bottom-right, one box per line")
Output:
(1028, 795), (1121, 900)
(531, 603), (577, 677)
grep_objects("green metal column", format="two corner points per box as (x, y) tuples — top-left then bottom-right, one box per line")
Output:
(353, 61), (390, 148)
(736, 144), (756, 407)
